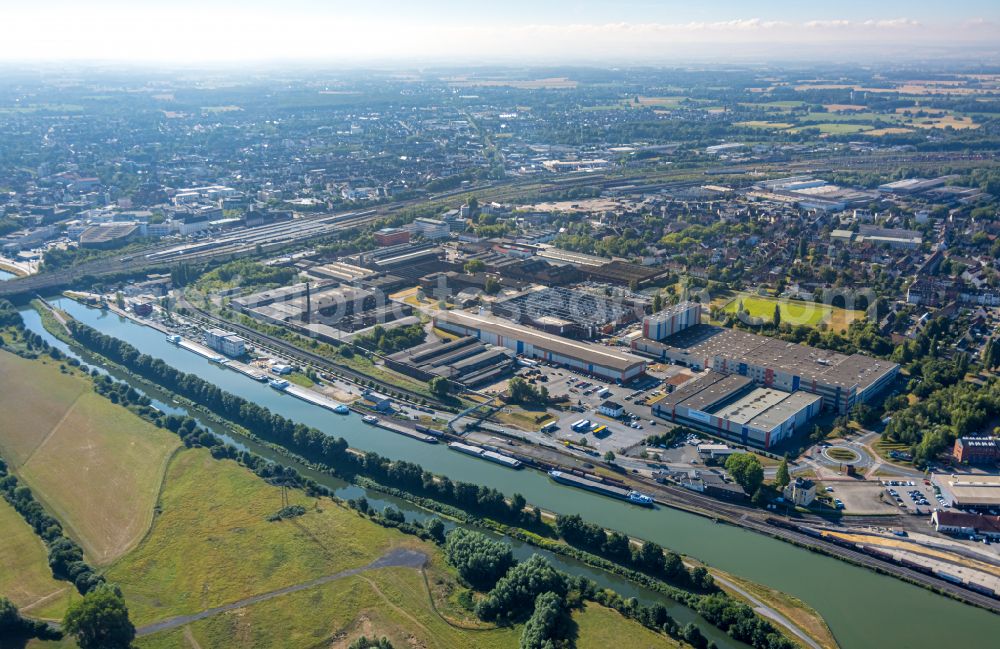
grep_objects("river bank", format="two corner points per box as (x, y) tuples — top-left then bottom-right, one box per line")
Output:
(59, 295), (1000, 615)
(26, 296), (1000, 649)
(21, 302), (762, 649)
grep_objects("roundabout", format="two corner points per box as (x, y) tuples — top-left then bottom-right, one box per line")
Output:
(822, 445), (864, 465)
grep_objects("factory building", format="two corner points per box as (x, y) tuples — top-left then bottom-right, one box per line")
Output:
(642, 301), (702, 340)
(385, 336), (515, 388)
(204, 328), (246, 357)
(935, 474), (1000, 512)
(652, 370), (823, 449)
(633, 325), (898, 414)
(953, 437), (1000, 465)
(491, 285), (643, 339)
(434, 310), (647, 383)
(374, 227), (411, 247)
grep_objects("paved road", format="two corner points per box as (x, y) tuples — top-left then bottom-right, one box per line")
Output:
(136, 548), (427, 637)
(713, 574), (824, 649)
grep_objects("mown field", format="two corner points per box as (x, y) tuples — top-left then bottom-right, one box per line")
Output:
(0, 353), (90, 465)
(104, 448), (407, 626)
(0, 498), (80, 621)
(575, 601), (682, 649)
(0, 351), (181, 566)
(0, 351), (769, 649)
(720, 293), (863, 331)
(138, 566), (519, 649)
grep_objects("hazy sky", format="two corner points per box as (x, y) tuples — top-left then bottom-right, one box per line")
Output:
(3, 0), (999, 63)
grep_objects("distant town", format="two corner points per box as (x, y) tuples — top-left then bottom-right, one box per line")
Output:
(1, 63), (999, 649)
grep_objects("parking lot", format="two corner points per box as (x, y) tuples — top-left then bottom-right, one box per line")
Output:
(511, 361), (687, 454)
(880, 478), (946, 515)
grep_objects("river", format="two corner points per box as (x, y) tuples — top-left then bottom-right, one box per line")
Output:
(19, 303), (749, 649)
(29, 298), (1000, 648)
(0, 269), (16, 281)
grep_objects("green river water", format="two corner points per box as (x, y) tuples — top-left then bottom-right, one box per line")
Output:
(24, 298), (1000, 649)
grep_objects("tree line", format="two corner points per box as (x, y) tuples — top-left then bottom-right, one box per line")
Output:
(0, 456), (105, 595)
(555, 514), (715, 591)
(66, 320), (799, 649)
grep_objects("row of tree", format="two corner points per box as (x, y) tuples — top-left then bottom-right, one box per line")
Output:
(69, 322), (798, 649)
(0, 456), (105, 595)
(0, 597), (62, 644)
(554, 514), (714, 590)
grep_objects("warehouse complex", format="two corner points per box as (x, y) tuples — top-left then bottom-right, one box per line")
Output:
(385, 335), (515, 387)
(652, 370), (823, 449)
(434, 309), (647, 382)
(633, 316), (898, 414)
(491, 285), (643, 339)
(935, 474), (1000, 512)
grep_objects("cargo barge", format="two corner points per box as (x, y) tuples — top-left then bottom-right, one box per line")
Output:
(363, 416), (437, 443)
(448, 442), (523, 469)
(548, 470), (653, 506)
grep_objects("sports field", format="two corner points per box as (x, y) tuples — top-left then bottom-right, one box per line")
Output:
(720, 294), (863, 330)
(0, 498), (81, 621)
(0, 352), (182, 566)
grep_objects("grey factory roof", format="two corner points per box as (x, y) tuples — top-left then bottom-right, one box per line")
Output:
(744, 391), (822, 431)
(642, 325), (897, 391)
(656, 370), (822, 433)
(712, 387), (791, 425)
(680, 374), (753, 412)
(493, 285), (641, 328)
(436, 310), (646, 372)
(655, 370), (730, 411)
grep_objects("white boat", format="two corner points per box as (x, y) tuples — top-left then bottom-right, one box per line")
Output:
(268, 378), (290, 390)
(362, 415), (379, 425)
(627, 491), (655, 507)
(166, 334), (181, 344)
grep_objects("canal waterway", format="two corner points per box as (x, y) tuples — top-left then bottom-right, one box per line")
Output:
(27, 297), (1000, 649)
(19, 303), (748, 649)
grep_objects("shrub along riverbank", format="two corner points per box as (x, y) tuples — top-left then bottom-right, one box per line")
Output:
(52, 313), (801, 649)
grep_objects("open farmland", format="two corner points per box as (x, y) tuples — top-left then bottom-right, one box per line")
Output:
(0, 352), (181, 566)
(0, 498), (81, 622)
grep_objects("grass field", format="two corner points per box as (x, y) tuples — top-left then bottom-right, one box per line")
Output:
(137, 567), (680, 649)
(105, 448), (406, 626)
(138, 567), (519, 649)
(0, 354), (90, 465)
(0, 498), (81, 621)
(788, 123), (873, 135)
(109, 447), (682, 648)
(0, 352), (181, 566)
(574, 601), (681, 649)
(721, 294), (864, 330)
(718, 572), (839, 649)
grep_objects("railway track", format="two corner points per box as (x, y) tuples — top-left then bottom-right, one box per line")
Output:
(174, 297), (448, 410)
(633, 477), (1000, 613)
